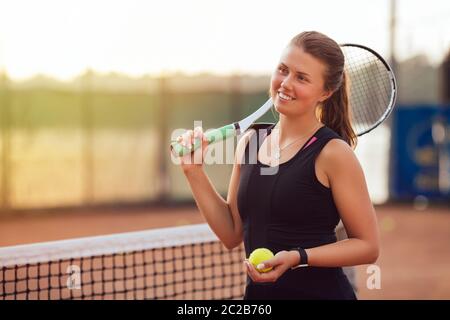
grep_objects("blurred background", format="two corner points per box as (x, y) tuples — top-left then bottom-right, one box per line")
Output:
(0, 0), (449, 299)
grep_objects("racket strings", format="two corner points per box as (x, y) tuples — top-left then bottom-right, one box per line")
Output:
(348, 55), (389, 124)
(342, 46), (395, 136)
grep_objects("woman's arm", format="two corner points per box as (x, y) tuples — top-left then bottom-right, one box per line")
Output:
(179, 128), (253, 250)
(183, 168), (239, 250)
(292, 138), (380, 267)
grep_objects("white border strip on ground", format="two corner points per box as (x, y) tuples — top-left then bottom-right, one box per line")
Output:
(0, 223), (219, 267)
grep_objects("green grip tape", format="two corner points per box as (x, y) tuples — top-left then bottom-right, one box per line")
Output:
(170, 123), (237, 157)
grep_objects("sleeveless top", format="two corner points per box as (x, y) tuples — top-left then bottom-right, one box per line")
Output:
(237, 123), (357, 299)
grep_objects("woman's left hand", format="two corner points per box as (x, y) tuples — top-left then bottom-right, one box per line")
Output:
(244, 250), (298, 283)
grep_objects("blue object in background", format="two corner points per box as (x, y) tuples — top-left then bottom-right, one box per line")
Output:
(390, 105), (450, 201)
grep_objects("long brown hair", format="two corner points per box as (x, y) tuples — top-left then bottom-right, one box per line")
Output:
(290, 31), (357, 148)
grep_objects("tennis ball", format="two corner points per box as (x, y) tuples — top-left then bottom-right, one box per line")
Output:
(248, 248), (274, 273)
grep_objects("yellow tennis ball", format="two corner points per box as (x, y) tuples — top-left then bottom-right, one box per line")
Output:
(248, 248), (274, 273)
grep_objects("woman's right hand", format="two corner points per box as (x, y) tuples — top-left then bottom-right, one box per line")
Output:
(175, 126), (209, 173)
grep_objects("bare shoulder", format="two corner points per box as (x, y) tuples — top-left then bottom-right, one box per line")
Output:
(321, 138), (355, 159)
(317, 138), (362, 178)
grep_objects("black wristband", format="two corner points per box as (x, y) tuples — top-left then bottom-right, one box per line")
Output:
(291, 247), (309, 269)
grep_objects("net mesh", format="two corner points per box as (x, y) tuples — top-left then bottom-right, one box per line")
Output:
(0, 224), (246, 300)
(341, 45), (396, 136)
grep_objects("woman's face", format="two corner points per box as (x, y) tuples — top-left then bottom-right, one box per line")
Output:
(270, 45), (331, 117)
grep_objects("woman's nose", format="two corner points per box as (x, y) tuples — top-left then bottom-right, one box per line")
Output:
(280, 74), (293, 90)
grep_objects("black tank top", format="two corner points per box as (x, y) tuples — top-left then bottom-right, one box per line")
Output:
(236, 123), (357, 299)
(237, 123), (344, 256)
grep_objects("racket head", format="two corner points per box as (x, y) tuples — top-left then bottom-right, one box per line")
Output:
(340, 44), (397, 136)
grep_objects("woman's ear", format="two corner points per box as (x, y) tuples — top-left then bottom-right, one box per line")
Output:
(319, 90), (333, 103)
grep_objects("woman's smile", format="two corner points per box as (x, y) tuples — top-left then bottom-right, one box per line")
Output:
(278, 91), (295, 102)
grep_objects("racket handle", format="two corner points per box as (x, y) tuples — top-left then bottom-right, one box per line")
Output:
(170, 123), (238, 157)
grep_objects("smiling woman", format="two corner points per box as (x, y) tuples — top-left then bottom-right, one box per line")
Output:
(175, 31), (386, 300)
(237, 32), (370, 300)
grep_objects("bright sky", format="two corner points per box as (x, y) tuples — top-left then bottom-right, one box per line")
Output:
(0, 0), (448, 80)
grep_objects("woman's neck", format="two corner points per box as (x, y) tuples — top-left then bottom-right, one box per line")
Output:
(275, 114), (323, 145)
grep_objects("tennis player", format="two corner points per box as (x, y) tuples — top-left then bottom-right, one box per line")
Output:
(176, 31), (380, 299)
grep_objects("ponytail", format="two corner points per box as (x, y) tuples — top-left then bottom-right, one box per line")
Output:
(319, 72), (357, 148)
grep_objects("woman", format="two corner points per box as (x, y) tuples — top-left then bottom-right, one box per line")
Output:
(176, 31), (379, 299)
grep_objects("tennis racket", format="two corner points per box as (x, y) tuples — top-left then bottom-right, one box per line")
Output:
(170, 44), (397, 157)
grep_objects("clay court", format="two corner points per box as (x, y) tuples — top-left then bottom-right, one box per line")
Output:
(0, 203), (448, 300)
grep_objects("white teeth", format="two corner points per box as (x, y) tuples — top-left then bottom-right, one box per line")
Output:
(278, 92), (293, 101)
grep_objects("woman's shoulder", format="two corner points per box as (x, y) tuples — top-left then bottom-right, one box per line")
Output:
(316, 126), (353, 155)
(321, 136), (354, 159)
(317, 136), (359, 173)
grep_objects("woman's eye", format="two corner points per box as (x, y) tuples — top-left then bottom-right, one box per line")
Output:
(278, 66), (287, 74)
(297, 75), (305, 81)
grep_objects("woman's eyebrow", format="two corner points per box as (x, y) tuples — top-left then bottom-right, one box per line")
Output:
(280, 62), (311, 78)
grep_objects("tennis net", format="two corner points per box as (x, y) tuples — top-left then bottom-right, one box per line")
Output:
(0, 223), (246, 300)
